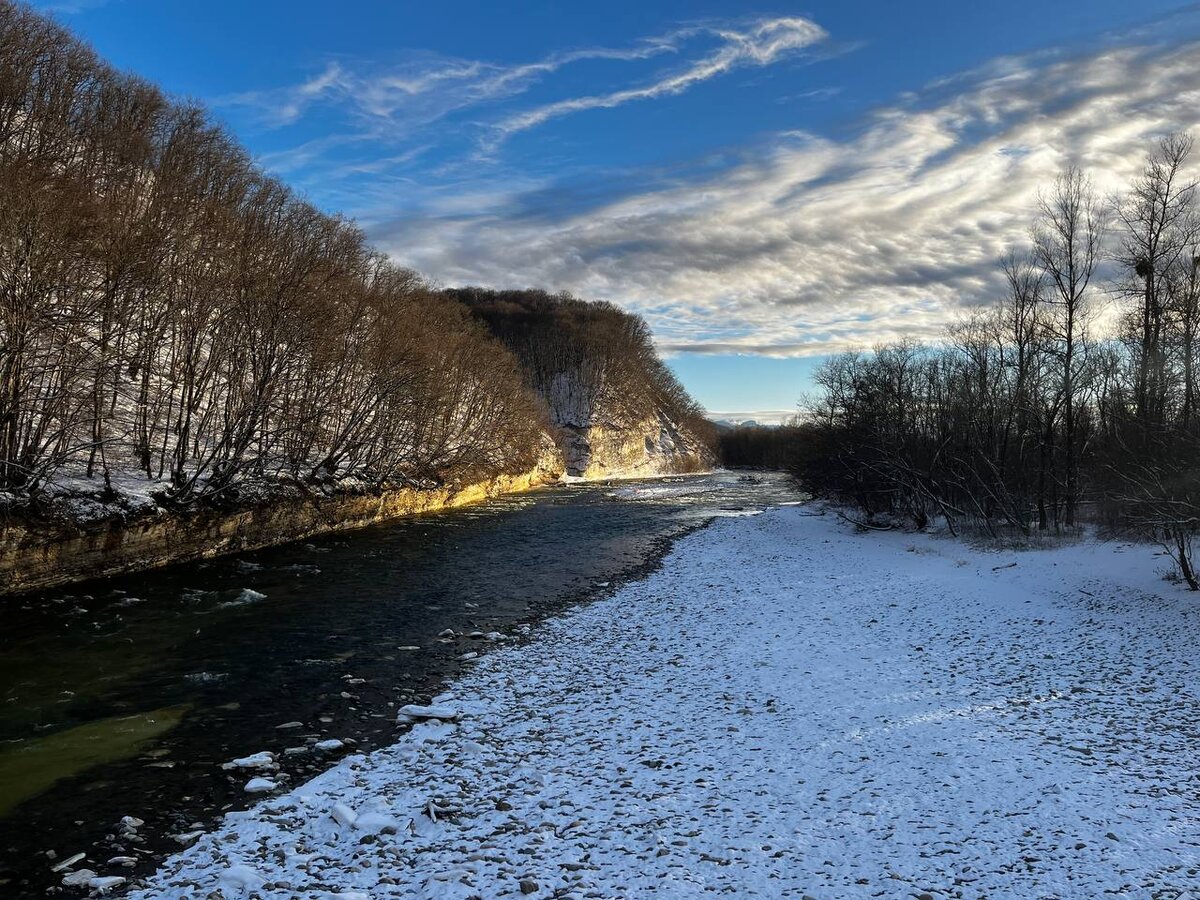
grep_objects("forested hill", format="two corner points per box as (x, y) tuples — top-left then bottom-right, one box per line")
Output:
(446, 288), (715, 475)
(0, 1), (712, 536)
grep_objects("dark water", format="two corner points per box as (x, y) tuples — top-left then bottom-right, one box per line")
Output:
(0, 471), (800, 896)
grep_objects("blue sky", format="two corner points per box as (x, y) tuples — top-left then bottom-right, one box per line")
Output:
(35, 0), (1200, 422)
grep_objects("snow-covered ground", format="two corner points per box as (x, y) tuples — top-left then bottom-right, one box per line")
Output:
(129, 507), (1200, 898)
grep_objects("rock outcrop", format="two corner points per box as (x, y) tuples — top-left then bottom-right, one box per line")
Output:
(559, 412), (711, 479)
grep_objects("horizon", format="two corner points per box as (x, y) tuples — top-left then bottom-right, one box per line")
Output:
(32, 0), (1200, 420)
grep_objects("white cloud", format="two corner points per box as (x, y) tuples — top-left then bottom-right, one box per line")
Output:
(220, 30), (682, 133)
(370, 39), (1200, 357)
(708, 409), (799, 425)
(486, 18), (827, 148)
(223, 16), (826, 159)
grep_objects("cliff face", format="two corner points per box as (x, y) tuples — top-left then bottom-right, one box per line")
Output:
(559, 412), (712, 479)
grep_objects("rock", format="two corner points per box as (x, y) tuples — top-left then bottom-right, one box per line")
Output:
(397, 704), (459, 722)
(244, 777), (278, 793)
(107, 856), (137, 867)
(314, 739), (345, 752)
(275, 721), (303, 729)
(50, 852), (86, 873)
(437, 628), (456, 638)
(61, 869), (97, 887)
(222, 751), (276, 771)
(520, 878), (539, 894)
(172, 831), (203, 846)
(89, 875), (126, 893)
(119, 816), (144, 830)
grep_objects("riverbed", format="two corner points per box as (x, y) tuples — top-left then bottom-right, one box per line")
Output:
(0, 471), (799, 897)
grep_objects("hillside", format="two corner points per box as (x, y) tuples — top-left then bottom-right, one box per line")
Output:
(448, 287), (714, 477)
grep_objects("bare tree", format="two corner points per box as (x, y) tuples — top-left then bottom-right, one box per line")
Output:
(1032, 167), (1104, 527)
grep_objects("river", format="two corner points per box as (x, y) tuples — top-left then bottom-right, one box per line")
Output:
(0, 471), (800, 896)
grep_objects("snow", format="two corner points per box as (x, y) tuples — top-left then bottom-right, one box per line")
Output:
(131, 507), (1200, 898)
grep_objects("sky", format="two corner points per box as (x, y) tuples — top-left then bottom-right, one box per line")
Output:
(32, 0), (1200, 423)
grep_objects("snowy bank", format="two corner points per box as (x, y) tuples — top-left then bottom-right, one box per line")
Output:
(128, 507), (1200, 898)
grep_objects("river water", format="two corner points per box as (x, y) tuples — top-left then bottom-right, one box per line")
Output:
(0, 471), (800, 896)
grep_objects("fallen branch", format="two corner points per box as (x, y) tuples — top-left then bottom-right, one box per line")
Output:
(836, 511), (895, 531)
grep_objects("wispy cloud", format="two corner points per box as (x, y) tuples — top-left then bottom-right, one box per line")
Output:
(484, 18), (827, 150)
(368, 37), (1200, 357)
(221, 33), (680, 132)
(223, 16), (827, 160)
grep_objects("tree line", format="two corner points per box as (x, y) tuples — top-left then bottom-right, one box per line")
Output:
(789, 134), (1200, 587)
(717, 424), (805, 470)
(0, 2), (705, 520)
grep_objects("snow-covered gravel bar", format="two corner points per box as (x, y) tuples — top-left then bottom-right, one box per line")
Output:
(132, 506), (1200, 898)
